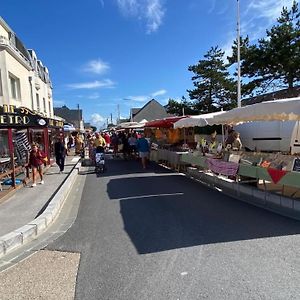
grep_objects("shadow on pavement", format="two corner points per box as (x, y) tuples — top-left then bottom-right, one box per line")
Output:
(107, 174), (300, 254)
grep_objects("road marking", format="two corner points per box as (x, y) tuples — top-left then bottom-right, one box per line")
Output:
(115, 192), (184, 201)
(181, 272), (188, 276)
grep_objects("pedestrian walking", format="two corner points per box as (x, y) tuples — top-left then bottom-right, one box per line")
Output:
(28, 143), (46, 187)
(54, 136), (66, 173)
(136, 133), (150, 169)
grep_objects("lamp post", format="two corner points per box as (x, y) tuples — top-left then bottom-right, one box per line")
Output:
(237, 0), (241, 108)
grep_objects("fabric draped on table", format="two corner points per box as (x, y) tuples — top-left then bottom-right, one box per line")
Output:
(206, 158), (239, 176)
(267, 168), (288, 184)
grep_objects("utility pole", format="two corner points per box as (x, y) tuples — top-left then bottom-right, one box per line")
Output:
(117, 104), (120, 124)
(77, 104), (81, 130)
(237, 0), (241, 108)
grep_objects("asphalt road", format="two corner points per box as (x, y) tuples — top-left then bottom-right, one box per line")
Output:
(47, 158), (300, 300)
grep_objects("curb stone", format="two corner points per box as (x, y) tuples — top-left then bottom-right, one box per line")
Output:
(0, 161), (81, 258)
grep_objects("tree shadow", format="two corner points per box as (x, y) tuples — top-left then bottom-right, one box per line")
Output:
(107, 175), (300, 254)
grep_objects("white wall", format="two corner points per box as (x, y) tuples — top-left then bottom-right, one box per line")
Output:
(0, 19), (54, 118)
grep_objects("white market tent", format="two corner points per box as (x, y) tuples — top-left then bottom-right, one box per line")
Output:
(174, 111), (226, 128)
(117, 119), (147, 129)
(207, 97), (300, 125)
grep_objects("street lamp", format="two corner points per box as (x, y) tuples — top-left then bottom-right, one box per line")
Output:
(237, 0), (241, 108)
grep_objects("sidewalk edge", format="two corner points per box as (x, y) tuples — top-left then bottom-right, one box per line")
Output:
(0, 160), (82, 258)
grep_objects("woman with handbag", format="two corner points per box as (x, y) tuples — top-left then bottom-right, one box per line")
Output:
(28, 143), (46, 187)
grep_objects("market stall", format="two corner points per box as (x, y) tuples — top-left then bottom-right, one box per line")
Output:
(145, 116), (194, 170)
(177, 98), (300, 200)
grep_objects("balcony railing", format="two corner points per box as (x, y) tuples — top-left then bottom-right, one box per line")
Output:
(0, 35), (32, 68)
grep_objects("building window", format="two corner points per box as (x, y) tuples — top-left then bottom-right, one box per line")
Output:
(0, 70), (3, 96)
(43, 97), (46, 114)
(9, 73), (21, 100)
(36, 93), (40, 112)
(48, 101), (52, 117)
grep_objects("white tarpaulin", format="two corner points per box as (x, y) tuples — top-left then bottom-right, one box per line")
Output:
(117, 119), (147, 129)
(174, 111), (226, 128)
(208, 97), (300, 125)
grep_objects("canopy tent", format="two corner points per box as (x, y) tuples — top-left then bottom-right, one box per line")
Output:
(117, 119), (147, 129)
(144, 116), (187, 128)
(63, 124), (76, 132)
(174, 111), (226, 128)
(207, 98), (300, 125)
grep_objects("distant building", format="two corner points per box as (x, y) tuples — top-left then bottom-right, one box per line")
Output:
(54, 105), (84, 131)
(130, 99), (170, 122)
(0, 17), (54, 117)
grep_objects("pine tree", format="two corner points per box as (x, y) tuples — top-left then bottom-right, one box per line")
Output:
(187, 46), (236, 113)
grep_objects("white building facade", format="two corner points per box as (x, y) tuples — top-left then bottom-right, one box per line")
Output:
(0, 17), (53, 118)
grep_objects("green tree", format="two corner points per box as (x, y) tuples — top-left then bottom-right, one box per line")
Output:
(165, 96), (196, 116)
(229, 1), (300, 94)
(188, 46), (236, 113)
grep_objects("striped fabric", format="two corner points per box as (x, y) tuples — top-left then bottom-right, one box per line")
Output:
(15, 132), (31, 160)
(206, 158), (239, 176)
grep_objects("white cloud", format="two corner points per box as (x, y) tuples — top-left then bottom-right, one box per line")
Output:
(90, 113), (106, 130)
(125, 95), (149, 102)
(115, 0), (165, 33)
(151, 89), (167, 97)
(124, 88), (167, 102)
(53, 100), (65, 107)
(145, 0), (165, 34)
(88, 93), (101, 99)
(67, 79), (115, 89)
(244, 0), (294, 39)
(82, 59), (110, 75)
(221, 0), (294, 62)
(117, 0), (139, 15)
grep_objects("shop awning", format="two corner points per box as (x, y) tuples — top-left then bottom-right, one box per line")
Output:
(144, 116), (187, 128)
(208, 97), (300, 125)
(174, 111), (226, 128)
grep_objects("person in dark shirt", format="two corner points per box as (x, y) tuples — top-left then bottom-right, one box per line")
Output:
(54, 137), (66, 173)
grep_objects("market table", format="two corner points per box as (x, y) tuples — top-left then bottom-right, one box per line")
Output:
(180, 153), (300, 189)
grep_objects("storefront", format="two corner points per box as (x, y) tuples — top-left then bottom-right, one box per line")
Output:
(0, 104), (64, 187)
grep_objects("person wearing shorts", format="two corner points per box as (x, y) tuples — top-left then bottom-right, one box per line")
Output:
(28, 143), (45, 187)
(136, 133), (150, 169)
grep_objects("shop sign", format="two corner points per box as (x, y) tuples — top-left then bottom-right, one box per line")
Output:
(0, 104), (47, 127)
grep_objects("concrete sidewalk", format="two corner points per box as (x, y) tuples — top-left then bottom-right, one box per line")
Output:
(0, 155), (80, 238)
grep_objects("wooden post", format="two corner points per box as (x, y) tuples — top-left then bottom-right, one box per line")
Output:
(43, 127), (50, 164)
(8, 129), (16, 188)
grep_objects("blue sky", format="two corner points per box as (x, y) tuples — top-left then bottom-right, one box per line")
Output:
(1, 0), (295, 129)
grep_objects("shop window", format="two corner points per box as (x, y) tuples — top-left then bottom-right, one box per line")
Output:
(0, 129), (9, 157)
(36, 93), (40, 112)
(9, 73), (21, 100)
(0, 70), (3, 96)
(43, 97), (46, 113)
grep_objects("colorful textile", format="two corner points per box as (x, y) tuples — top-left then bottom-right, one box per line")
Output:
(206, 158), (239, 176)
(267, 168), (288, 184)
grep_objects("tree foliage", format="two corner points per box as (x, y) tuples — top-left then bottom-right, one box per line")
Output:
(228, 0), (300, 95)
(165, 96), (196, 116)
(187, 46), (236, 113)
